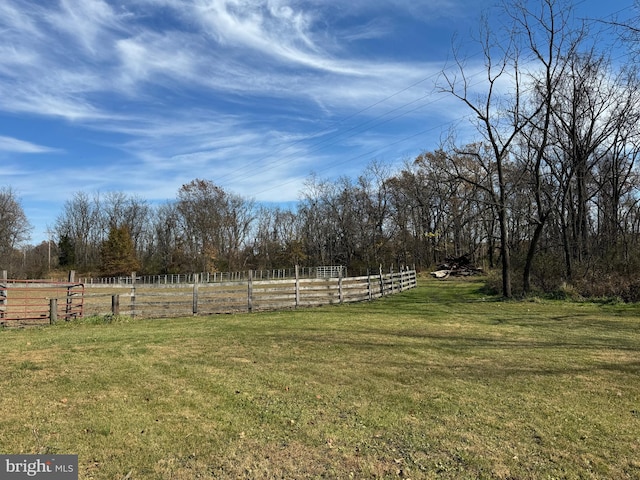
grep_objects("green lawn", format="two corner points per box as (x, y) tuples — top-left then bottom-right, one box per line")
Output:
(1, 278), (639, 479)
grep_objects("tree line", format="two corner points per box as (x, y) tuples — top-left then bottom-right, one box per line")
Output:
(3, 0), (640, 299)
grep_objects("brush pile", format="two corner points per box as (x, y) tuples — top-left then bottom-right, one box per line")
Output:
(430, 254), (484, 278)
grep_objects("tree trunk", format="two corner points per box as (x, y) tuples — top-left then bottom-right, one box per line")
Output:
(498, 203), (512, 298)
(523, 219), (546, 294)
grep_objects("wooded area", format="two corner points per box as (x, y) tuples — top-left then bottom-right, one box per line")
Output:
(3, 0), (640, 300)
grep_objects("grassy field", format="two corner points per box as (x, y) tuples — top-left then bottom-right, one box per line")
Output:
(0, 277), (639, 479)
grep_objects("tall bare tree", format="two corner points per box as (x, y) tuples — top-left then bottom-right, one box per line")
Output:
(0, 187), (32, 274)
(148, 201), (185, 274)
(101, 191), (151, 255)
(441, 10), (527, 297)
(251, 206), (305, 269)
(549, 50), (640, 279)
(440, 0), (591, 297)
(55, 192), (101, 271)
(509, 0), (587, 293)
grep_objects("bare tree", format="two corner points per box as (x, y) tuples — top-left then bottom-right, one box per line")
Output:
(386, 165), (431, 269)
(440, 0), (589, 297)
(354, 162), (394, 269)
(441, 10), (527, 297)
(55, 192), (101, 271)
(251, 206), (304, 269)
(299, 171), (391, 272)
(101, 191), (151, 255)
(508, 0), (587, 293)
(606, 0), (640, 56)
(148, 201), (185, 274)
(414, 149), (493, 265)
(548, 50), (640, 280)
(221, 191), (255, 270)
(0, 187), (32, 273)
(298, 174), (337, 266)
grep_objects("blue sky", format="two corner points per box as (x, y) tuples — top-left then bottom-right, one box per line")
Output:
(0, 0), (633, 244)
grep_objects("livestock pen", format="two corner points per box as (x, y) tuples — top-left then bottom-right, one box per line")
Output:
(83, 269), (417, 319)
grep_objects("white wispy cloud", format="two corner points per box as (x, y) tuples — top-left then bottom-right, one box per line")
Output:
(1, 0), (483, 243)
(45, 0), (127, 56)
(0, 0), (453, 121)
(0, 136), (60, 153)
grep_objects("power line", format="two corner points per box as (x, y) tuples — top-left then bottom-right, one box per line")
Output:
(214, 63), (491, 190)
(211, 74), (439, 186)
(250, 114), (475, 199)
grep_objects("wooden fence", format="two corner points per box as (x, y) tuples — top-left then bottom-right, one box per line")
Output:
(83, 269), (417, 319)
(79, 266), (346, 285)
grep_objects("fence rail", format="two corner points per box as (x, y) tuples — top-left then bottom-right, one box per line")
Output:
(84, 269), (417, 319)
(80, 266), (347, 285)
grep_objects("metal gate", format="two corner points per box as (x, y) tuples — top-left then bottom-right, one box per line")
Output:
(0, 280), (84, 327)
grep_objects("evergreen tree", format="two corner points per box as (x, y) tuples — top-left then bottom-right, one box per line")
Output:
(58, 234), (75, 268)
(100, 225), (141, 277)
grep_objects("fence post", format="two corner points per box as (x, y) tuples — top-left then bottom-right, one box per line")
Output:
(379, 265), (384, 296)
(247, 270), (253, 313)
(112, 294), (120, 316)
(295, 265), (300, 308)
(49, 298), (57, 324)
(131, 272), (137, 318)
(65, 270), (76, 320)
(338, 268), (343, 303)
(193, 283), (199, 315)
(0, 270), (6, 319)
(390, 266), (395, 294)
